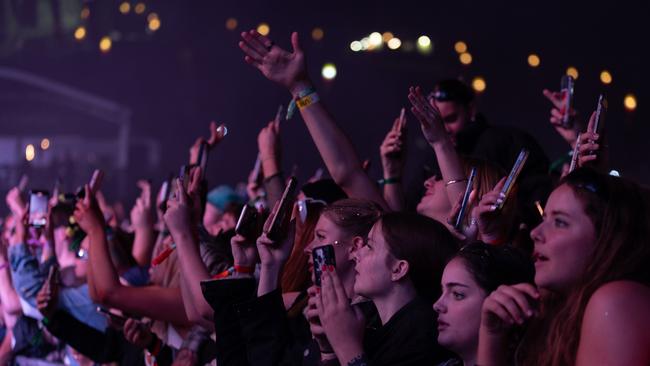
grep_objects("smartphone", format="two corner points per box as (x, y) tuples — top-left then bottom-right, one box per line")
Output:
(197, 141), (209, 178)
(235, 204), (262, 239)
(76, 169), (104, 199)
(454, 167), (477, 230)
(312, 244), (336, 287)
(158, 174), (173, 213)
(592, 94), (607, 136)
(28, 190), (50, 227)
(560, 75), (575, 127)
(179, 165), (190, 192)
(568, 132), (582, 173)
(495, 149), (529, 210)
(97, 307), (128, 327)
(42, 265), (59, 294)
(266, 177), (298, 241)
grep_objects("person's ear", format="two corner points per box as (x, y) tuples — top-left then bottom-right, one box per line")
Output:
(350, 236), (365, 253)
(391, 259), (410, 282)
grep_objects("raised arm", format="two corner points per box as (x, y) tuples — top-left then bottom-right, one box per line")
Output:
(239, 30), (388, 209)
(130, 180), (155, 267)
(380, 110), (408, 211)
(408, 86), (467, 206)
(74, 185), (190, 326)
(164, 170), (214, 326)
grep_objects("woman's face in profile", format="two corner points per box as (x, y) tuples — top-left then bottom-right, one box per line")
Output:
(434, 258), (486, 357)
(531, 184), (597, 292)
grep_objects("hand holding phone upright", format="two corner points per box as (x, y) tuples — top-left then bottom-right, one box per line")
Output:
(542, 88), (578, 147)
(36, 265), (60, 319)
(73, 185), (105, 236)
(256, 201), (297, 269)
(380, 108), (408, 179)
(28, 190), (50, 228)
(264, 177), (298, 241)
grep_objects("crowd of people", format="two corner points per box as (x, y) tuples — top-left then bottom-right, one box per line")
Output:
(0, 29), (649, 366)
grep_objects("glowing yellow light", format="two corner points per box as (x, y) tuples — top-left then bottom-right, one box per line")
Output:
(99, 36), (112, 53)
(624, 94), (637, 111)
(387, 38), (401, 50)
(454, 41), (467, 53)
(566, 66), (579, 79)
(472, 77), (486, 93)
(360, 37), (370, 50)
(417, 36), (431, 47)
(459, 52), (472, 65)
(369, 32), (383, 47)
(119, 2), (130, 14)
(600, 70), (612, 85)
(40, 138), (50, 150)
(74, 26), (86, 41)
(134, 3), (146, 14)
(322, 63), (337, 80)
(225, 18), (238, 30)
(25, 144), (35, 161)
(257, 23), (270, 36)
(350, 41), (362, 52)
(147, 12), (158, 22)
(382, 32), (394, 42)
(312, 27), (324, 41)
(80, 7), (90, 19)
(527, 54), (540, 67)
(148, 18), (161, 31)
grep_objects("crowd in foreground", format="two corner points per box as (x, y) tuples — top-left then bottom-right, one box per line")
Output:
(0, 29), (649, 366)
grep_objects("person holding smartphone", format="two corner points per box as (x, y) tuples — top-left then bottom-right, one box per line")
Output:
(478, 168), (650, 366)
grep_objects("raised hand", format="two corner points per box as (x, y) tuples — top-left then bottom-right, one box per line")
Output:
(73, 185), (105, 236)
(230, 233), (259, 270)
(380, 110), (407, 179)
(446, 190), (479, 243)
(189, 122), (227, 165)
(123, 318), (154, 349)
(408, 86), (448, 145)
(256, 202), (296, 270)
(315, 268), (365, 364)
(481, 283), (539, 334)
(239, 30), (309, 92)
(130, 180), (153, 230)
(163, 179), (195, 241)
(258, 119), (281, 165)
(474, 177), (508, 244)
(543, 89), (578, 146)
(306, 286), (334, 356)
(36, 268), (60, 319)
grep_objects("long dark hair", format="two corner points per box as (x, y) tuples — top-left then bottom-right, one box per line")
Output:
(519, 168), (650, 366)
(380, 212), (458, 303)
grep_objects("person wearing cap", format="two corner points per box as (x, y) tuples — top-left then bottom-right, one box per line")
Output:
(203, 185), (246, 237)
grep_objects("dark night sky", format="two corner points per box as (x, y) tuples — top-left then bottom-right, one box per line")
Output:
(1, 0), (648, 204)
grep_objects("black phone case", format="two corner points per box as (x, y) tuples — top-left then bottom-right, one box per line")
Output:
(266, 177), (298, 241)
(235, 205), (262, 239)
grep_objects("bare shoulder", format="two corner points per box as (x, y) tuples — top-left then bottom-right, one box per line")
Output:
(585, 280), (650, 318)
(576, 280), (650, 365)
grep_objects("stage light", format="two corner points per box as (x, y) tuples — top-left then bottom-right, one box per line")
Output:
(312, 28), (324, 41)
(459, 52), (472, 65)
(225, 18), (238, 30)
(99, 36), (112, 53)
(40, 138), (50, 150)
(350, 41), (362, 52)
(609, 170), (620, 177)
(74, 26), (86, 41)
(369, 32), (383, 48)
(134, 3), (146, 14)
(624, 94), (637, 111)
(527, 54), (540, 67)
(417, 35), (432, 54)
(600, 70), (612, 85)
(382, 32), (394, 42)
(322, 63), (337, 80)
(257, 23), (270, 36)
(80, 7), (90, 20)
(566, 66), (579, 79)
(25, 144), (35, 162)
(387, 38), (401, 50)
(148, 17), (161, 31)
(472, 77), (486, 93)
(119, 2), (130, 14)
(147, 13), (158, 22)
(454, 41), (467, 53)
